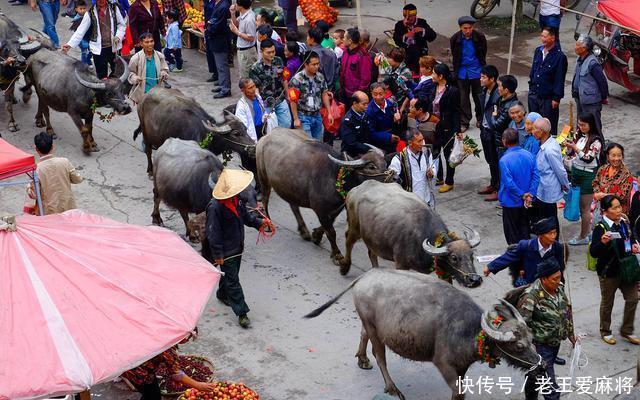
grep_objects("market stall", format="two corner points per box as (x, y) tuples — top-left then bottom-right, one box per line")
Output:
(0, 210), (221, 399)
(0, 138), (43, 215)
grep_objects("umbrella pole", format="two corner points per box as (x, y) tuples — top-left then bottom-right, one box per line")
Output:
(506, 0), (518, 74)
(33, 170), (44, 216)
(356, 0), (362, 31)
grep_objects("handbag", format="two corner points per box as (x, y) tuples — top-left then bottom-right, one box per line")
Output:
(612, 237), (640, 284)
(587, 221), (607, 272)
(563, 185), (581, 222)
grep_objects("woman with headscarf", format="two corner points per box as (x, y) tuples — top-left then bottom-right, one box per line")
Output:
(522, 111), (541, 156)
(565, 112), (605, 245)
(592, 143), (635, 216)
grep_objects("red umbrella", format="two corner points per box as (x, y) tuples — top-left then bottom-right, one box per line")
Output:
(0, 210), (221, 399)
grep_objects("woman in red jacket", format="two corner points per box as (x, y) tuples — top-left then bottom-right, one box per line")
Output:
(340, 28), (371, 108)
(128, 0), (165, 52)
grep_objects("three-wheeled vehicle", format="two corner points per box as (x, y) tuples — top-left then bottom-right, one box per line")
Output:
(575, 0), (640, 92)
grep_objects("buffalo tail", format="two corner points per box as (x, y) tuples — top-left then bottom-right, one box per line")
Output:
(303, 274), (365, 319)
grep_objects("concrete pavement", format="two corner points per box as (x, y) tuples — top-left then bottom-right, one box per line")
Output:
(2, 0), (640, 399)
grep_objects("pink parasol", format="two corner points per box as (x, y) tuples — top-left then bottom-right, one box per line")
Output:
(0, 210), (221, 399)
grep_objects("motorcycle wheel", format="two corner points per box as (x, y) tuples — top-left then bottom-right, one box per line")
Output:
(470, 0), (499, 19)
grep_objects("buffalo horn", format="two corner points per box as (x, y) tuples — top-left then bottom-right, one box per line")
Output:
(422, 239), (450, 256)
(463, 226), (481, 248)
(74, 69), (106, 90)
(327, 154), (366, 167)
(481, 310), (516, 342)
(223, 109), (244, 125)
(202, 120), (231, 133)
(499, 299), (526, 325)
(117, 56), (129, 83)
(364, 143), (385, 157)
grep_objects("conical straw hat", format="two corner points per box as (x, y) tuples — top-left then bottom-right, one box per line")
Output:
(212, 169), (254, 200)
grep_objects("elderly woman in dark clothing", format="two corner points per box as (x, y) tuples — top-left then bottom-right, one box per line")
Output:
(590, 194), (640, 346)
(128, 0), (165, 52)
(430, 63), (461, 193)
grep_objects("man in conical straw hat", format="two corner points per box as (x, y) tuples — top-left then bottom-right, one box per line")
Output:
(205, 169), (267, 328)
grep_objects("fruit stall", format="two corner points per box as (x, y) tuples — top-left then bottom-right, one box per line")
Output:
(182, 3), (206, 53)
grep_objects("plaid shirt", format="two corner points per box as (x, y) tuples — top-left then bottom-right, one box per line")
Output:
(122, 347), (181, 386)
(249, 57), (286, 103)
(289, 70), (328, 113)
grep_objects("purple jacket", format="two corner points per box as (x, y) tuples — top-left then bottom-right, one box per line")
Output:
(340, 45), (372, 97)
(128, 0), (164, 46)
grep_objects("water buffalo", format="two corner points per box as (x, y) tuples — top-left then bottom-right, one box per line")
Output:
(21, 48), (132, 153)
(0, 14), (46, 132)
(305, 269), (542, 400)
(133, 86), (256, 176)
(152, 138), (258, 241)
(340, 180), (482, 287)
(256, 128), (396, 264)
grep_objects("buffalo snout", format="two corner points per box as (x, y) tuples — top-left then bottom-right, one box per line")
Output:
(465, 273), (482, 288)
(115, 102), (132, 115)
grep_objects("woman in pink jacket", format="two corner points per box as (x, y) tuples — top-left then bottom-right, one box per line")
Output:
(340, 28), (372, 107)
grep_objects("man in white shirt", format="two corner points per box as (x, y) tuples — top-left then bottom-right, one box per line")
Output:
(539, 0), (565, 43)
(230, 0), (257, 79)
(389, 129), (436, 207)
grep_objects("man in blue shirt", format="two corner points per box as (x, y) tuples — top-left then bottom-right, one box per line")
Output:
(450, 16), (486, 133)
(532, 117), (569, 229)
(528, 27), (568, 136)
(498, 128), (539, 244)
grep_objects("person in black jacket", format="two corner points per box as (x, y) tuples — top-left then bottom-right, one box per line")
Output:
(392, 3), (436, 73)
(590, 195), (640, 346)
(491, 75), (519, 156)
(340, 91), (372, 158)
(477, 65), (500, 198)
(528, 27), (568, 136)
(206, 0), (232, 98)
(203, 169), (267, 328)
(431, 64), (461, 193)
(450, 16), (487, 133)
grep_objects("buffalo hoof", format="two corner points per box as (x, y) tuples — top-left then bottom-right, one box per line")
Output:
(299, 227), (311, 241)
(82, 146), (92, 155)
(311, 228), (323, 245)
(385, 385), (405, 400)
(8, 123), (18, 132)
(47, 131), (57, 139)
(331, 253), (344, 267)
(339, 261), (351, 276)
(188, 234), (200, 243)
(152, 217), (164, 227)
(90, 144), (100, 152)
(357, 357), (373, 370)
(35, 118), (45, 128)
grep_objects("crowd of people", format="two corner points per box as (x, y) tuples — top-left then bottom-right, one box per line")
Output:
(19, 0), (640, 398)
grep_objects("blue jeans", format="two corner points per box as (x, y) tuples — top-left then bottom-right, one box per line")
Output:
(272, 100), (292, 128)
(298, 113), (323, 141)
(39, 0), (60, 48)
(80, 39), (91, 65)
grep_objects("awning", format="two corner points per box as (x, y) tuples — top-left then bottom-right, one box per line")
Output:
(0, 139), (36, 180)
(598, 0), (640, 33)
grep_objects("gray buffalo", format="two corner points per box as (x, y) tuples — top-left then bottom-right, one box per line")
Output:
(305, 269), (543, 400)
(256, 128), (396, 264)
(133, 87), (256, 176)
(0, 14), (47, 132)
(152, 138), (258, 241)
(340, 180), (482, 287)
(21, 48), (132, 153)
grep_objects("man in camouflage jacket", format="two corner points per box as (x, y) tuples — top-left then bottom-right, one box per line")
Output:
(519, 257), (576, 400)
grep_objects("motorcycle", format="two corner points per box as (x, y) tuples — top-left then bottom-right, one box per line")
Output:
(574, 0), (640, 92)
(470, 0), (580, 20)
